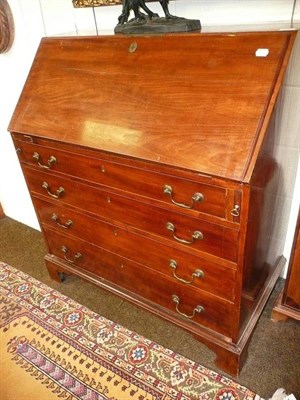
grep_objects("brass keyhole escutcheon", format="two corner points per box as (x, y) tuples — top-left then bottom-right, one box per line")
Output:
(129, 42), (138, 53)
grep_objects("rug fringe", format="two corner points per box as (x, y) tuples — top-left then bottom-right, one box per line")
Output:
(269, 389), (287, 400)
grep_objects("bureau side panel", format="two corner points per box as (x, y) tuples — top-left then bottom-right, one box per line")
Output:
(240, 110), (284, 332)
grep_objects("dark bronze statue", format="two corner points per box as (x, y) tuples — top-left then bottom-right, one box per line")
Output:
(118, 0), (175, 25)
(115, 0), (201, 34)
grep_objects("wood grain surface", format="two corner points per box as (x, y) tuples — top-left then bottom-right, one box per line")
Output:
(9, 32), (295, 181)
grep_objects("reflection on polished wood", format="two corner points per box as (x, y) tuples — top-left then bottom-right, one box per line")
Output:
(9, 31), (297, 376)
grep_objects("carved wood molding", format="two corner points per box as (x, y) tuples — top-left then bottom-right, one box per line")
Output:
(0, 0), (14, 54)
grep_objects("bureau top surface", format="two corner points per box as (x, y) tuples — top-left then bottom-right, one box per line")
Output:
(9, 31), (296, 181)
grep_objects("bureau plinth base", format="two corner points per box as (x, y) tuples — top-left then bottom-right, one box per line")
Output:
(189, 331), (249, 377)
(45, 257), (71, 283)
(271, 289), (300, 322)
(210, 342), (249, 378)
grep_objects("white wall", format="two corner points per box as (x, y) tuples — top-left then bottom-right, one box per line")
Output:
(0, 0), (299, 272)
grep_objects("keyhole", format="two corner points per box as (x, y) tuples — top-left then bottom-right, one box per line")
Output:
(129, 42), (138, 53)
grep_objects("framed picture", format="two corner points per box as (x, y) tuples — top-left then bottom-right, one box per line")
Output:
(73, 0), (168, 7)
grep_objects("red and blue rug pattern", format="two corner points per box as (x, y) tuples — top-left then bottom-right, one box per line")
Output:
(0, 261), (259, 400)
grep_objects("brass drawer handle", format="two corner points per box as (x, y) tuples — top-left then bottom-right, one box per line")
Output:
(169, 259), (204, 284)
(51, 213), (73, 229)
(172, 295), (205, 319)
(231, 205), (240, 217)
(42, 181), (64, 199)
(163, 184), (204, 209)
(61, 246), (82, 263)
(33, 152), (56, 169)
(166, 222), (203, 244)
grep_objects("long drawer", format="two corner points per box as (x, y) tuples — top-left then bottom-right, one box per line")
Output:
(44, 227), (235, 338)
(24, 166), (239, 262)
(35, 196), (236, 301)
(14, 137), (227, 219)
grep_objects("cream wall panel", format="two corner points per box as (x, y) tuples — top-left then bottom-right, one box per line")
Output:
(40, 0), (96, 36)
(271, 195), (294, 242)
(17, 0), (45, 46)
(275, 87), (300, 148)
(283, 158), (300, 270)
(294, 0), (300, 23)
(73, 6), (97, 35)
(175, 0), (295, 28)
(276, 145), (299, 199)
(0, 0), (45, 229)
(40, 0), (77, 36)
(285, 31), (300, 87)
(94, 4), (121, 34)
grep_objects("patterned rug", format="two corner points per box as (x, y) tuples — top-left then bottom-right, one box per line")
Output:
(0, 261), (259, 400)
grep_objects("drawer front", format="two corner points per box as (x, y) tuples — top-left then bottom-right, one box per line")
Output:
(35, 197), (236, 301)
(24, 166), (238, 262)
(15, 139), (227, 218)
(44, 228), (235, 338)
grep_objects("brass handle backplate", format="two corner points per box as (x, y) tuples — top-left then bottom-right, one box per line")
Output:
(169, 259), (204, 284)
(163, 184), (204, 209)
(51, 213), (73, 229)
(172, 295), (205, 319)
(33, 152), (56, 169)
(166, 222), (203, 244)
(42, 181), (64, 199)
(61, 246), (82, 263)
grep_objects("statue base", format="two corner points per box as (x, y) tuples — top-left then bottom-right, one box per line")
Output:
(114, 17), (201, 35)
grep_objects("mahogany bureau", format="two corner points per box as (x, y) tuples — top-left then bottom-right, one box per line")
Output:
(9, 31), (296, 376)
